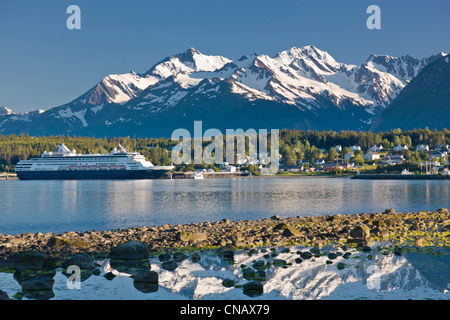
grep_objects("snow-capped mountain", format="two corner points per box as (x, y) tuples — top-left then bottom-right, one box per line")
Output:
(0, 106), (14, 116)
(372, 53), (450, 131)
(366, 52), (446, 82)
(0, 46), (445, 137)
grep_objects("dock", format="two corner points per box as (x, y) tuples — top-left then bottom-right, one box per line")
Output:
(0, 173), (18, 180)
(163, 172), (251, 179)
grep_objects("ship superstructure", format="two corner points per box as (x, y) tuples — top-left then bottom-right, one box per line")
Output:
(15, 144), (173, 180)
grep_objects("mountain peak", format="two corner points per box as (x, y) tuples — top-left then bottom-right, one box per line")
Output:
(0, 105), (14, 116)
(275, 45), (336, 65)
(186, 47), (201, 54)
(177, 47), (202, 62)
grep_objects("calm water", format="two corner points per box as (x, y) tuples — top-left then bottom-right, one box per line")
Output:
(0, 177), (449, 235)
(0, 243), (449, 300)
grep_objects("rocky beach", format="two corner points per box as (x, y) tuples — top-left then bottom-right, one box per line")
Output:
(1, 208), (449, 300)
(1, 208), (450, 259)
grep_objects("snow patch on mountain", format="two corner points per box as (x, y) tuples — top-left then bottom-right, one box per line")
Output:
(59, 107), (88, 127)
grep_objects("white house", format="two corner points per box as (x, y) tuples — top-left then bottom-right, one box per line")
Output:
(363, 152), (380, 161)
(393, 145), (408, 152)
(349, 146), (361, 152)
(314, 159), (325, 166)
(344, 152), (354, 160)
(222, 165), (236, 173)
(334, 145), (342, 152)
(368, 145), (383, 152)
(416, 144), (429, 152)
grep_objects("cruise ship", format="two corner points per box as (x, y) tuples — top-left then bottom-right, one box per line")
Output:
(15, 144), (174, 180)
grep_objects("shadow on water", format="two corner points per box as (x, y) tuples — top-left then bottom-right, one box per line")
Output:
(404, 247), (450, 292)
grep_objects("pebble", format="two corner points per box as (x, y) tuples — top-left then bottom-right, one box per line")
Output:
(0, 209), (447, 261)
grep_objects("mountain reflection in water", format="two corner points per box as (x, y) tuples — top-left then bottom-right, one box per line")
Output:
(0, 243), (448, 300)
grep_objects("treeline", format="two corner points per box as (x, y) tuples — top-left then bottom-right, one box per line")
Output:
(0, 127), (448, 171)
(0, 134), (177, 171)
(279, 127), (449, 165)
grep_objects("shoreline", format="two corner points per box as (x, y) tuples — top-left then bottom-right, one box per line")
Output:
(1, 208), (449, 261)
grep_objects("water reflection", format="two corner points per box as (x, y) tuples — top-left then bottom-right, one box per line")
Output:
(0, 244), (448, 300)
(1, 178), (450, 235)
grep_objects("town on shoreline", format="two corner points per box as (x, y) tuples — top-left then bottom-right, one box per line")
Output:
(1, 128), (450, 178)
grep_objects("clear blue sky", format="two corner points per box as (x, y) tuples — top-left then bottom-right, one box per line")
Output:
(1, 0), (449, 113)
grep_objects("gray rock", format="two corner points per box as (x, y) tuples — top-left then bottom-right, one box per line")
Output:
(243, 281), (264, 297)
(158, 253), (171, 262)
(62, 253), (95, 270)
(161, 260), (177, 271)
(252, 260), (266, 269)
(222, 278), (235, 287)
(282, 227), (303, 237)
(300, 252), (313, 260)
(217, 245), (234, 262)
(337, 262), (346, 270)
(327, 253), (338, 260)
(21, 276), (54, 291)
(15, 251), (45, 270)
(350, 224), (371, 239)
(191, 252), (201, 263)
(109, 241), (149, 260)
(133, 271), (158, 283)
(176, 232), (207, 242)
(173, 252), (188, 262)
(242, 267), (256, 280)
(0, 290), (9, 300)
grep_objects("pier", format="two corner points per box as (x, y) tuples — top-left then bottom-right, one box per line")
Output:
(163, 172), (251, 179)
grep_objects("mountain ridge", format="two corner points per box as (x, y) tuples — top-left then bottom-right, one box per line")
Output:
(0, 46), (446, 137)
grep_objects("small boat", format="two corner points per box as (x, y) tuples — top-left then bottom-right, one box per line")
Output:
(401, 169), (413, 175)
(191, 172), (204, 180)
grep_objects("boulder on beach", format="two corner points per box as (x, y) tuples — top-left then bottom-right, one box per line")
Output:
(14, 251), (57, 271)
(217, 245), (235, 262)
(176, 231), (207, 242)
(14, 251), (46, 270)
(21, 276), (55, 291)
(0, 290), (9, 300)
(133, 270), (159, 293)
(133, 270), (158, 284)
(243, 281), (264, 297)
(282, 227), (303, 237)
(161, 260), (177, 271)
(46, 237), (90, 250)
(349, 224), (371, 239)
(109, 241), (149, 260)
(62, 253), (96, 270)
